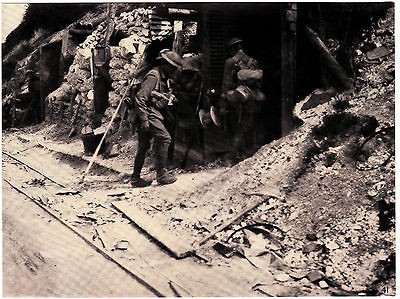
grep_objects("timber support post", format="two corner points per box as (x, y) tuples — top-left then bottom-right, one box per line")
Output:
(304, 25), (353, 90)
(280, 3), (297, 137)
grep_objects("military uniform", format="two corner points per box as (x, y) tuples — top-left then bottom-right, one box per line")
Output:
(221, 49), (262, 160)
(222, 49), (259, 94)
(133, 67), (172, 179)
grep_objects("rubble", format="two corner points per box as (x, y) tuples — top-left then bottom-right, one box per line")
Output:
(114, 240), (130, 250)
(319, 280), (329, 289)
(1, 3), (394, 297)
(307, 270), (324, 283)
(275, 273), (290, 282)
(128, 6), (394, 296)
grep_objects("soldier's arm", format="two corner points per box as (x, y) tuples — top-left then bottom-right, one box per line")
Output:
(222, 59), (236, 94)
(135, 74), (157, 124)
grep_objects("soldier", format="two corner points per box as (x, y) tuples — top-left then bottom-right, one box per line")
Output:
(25, 70), (42, 124)
(130, 49), (182, 187)
(220, 38), (265, 164)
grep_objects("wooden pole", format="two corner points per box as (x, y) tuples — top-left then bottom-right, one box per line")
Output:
(79, 78), (134, 183)
(172, 30), (184, 56)
(104, 3), (116, 47)
(280, 3), (297, 137)
(304, 26), (353, 90)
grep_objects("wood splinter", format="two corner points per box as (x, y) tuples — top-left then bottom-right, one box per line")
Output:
(196, 193), (283, 246)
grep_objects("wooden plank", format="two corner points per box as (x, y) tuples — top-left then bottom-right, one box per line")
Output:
(112, 201), (195, 259)
(150, 25), (173, 31)
(150, 20), (172, 26)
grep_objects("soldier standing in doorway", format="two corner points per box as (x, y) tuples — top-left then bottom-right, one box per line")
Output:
(220, 38), (266, 164)
(26, 70), (42, 124)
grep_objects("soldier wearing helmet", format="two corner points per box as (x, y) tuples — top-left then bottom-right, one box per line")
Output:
(131, 49), (182, 187)
(25, 69), (42, 124)
(220, 38), (265, 165)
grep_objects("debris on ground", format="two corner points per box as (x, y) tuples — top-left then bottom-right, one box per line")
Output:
(126, 6), (394, 296)
(1, 4), (394, 297)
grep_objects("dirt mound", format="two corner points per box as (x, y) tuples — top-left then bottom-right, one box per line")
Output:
(166, 7), (395, 295)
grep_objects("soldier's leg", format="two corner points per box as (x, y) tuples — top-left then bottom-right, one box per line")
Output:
(133, 130), (151, 177)
(164, 109), (176, 166)
(149, 116), (176, 185)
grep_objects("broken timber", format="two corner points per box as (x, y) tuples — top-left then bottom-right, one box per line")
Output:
(112, 201), (195, 259)
(197, 193), (282, 246)
(304, 26), (353, 90)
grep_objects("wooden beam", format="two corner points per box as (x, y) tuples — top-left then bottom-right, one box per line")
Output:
(68, 28), (94, 36)
(112, 201), (195, 259)
(281, 3), (297, 137)
(304, 26), (353, 90)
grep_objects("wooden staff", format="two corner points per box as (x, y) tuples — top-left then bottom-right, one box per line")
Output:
(79, 78), (134, 184)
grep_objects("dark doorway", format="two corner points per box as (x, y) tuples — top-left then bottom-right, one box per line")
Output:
(199, 4), (283, 163)
(223, 4), (282, 143)
(40, 41), (63, 121)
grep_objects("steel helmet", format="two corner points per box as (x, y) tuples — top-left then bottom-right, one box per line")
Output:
(226, 37), (243, 49)
(156, 49), (182, 68)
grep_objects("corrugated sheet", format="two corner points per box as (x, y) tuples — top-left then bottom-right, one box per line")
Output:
(207, 10), (225, 91)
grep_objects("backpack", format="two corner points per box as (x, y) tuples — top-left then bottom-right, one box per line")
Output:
(231, 55), (266, 104)
(233, 56), (263, 82)
(123, 67), (162, 126)
(123, 64), (155, 108)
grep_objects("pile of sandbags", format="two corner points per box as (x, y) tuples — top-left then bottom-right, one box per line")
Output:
(46, 6), (174, 130)
(115, 7), (173, 42)
(46, 20), (107, 124)
(115, 8), (151, 41)
(46, 83), (78, 120)
(100, 7), (171, 133)
(100, 42), (144, 134)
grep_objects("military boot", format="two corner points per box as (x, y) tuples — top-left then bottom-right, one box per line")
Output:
(131, 175), (152, 188)
(156, 168), (177, 185)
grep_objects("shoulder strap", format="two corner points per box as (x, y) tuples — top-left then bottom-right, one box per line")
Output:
(145, 69), (161, 91)
(246, 57), (255, 68)
(234, 55), (257, 70)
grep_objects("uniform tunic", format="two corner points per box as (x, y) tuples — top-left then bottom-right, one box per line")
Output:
(133, 67), (172, 175)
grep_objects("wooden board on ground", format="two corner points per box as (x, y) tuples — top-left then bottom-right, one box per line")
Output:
(112, 201), (195, 259)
